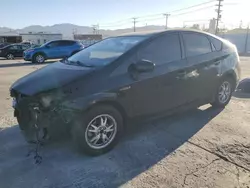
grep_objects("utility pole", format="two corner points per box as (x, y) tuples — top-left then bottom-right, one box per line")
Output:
(239, 20), (243, 29)
(245, 23), (249, 53)
(163, 14), (170, 29)
(92, 24), (99, 34)
(132, 18), (137, 32)
(92, 25), (96, 34)
(215, 0), (223, 35)
(96, 24), (99, 34)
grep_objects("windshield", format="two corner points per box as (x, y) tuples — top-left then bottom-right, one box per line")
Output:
(40, 41), (51, 47)
(67, 36), (146, 67)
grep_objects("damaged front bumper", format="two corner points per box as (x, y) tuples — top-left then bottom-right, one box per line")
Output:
(11, 90), (80, 142)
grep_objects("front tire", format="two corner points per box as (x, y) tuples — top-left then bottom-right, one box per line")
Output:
(32, 53), (45, 63)
(211, 77), (234, 107)
(72, 105), (123, 156)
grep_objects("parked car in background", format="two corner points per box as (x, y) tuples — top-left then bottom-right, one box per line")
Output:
(0, 43), (11, 48)
(10, 29), (240, 156)
(23, 40), (84, 63)
(0, 44), (31, 59)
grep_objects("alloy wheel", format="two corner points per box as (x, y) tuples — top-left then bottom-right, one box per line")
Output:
(7, 54), (14, 59)
(85, 114), (117, 149)
(218, 81), (231, 104)
(36, 55), (44, 63)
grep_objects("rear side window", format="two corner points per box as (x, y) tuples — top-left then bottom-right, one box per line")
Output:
(209, 36), (222, 51)
(9, 45), (18, 50)
(21, 45), (30, 50)
(60, 41), (75, 46)
(183, 33), (212, 57)
(138, 33), (182, 65)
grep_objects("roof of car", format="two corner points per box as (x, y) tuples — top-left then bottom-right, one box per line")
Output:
(117, 28), (213, 37)
(50, 39), (76, 42)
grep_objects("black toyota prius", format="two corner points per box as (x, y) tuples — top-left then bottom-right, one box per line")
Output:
(10, 29), (241, 156)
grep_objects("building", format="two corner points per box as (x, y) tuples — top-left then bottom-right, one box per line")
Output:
(74, 34), (102, 46)
(20, 32), (63, 45)
(0, 33), (22, 43)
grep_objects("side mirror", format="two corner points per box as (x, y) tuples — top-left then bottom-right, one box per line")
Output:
(130, 59), (155, 73)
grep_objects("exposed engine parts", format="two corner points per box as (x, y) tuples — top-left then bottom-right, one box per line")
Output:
(11, 93), (76, 164)
(26, 106), (43, 164)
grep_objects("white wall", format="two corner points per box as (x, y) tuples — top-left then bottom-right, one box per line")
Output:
(21, 34), (62, 45)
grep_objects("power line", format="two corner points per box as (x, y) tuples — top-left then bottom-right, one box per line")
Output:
(99, 0), (216, 28)
(136, 5), (214, 23)
(133, 0), (216, 19)
(170, 0), (216, 13)
(171, 5), (215, 17)
(137, 16), (165, 23)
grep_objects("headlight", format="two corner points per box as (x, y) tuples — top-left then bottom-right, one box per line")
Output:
(40, 95), (53, 108)
(25, 49), (34, 54)
(39, 91), (66, 108)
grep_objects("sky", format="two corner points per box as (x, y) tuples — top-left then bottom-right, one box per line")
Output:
(1, 0), (250, 29)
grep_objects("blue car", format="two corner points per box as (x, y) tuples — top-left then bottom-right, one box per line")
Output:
(23, 40), (84, 63)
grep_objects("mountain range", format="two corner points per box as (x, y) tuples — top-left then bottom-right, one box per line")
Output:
(0, 23), (165, 38)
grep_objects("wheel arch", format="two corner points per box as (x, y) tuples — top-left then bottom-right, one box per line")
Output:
(32, 51), (47, 60)
(86, 100), (128, 123)
(221, 70), (237, 90)
(61, 93), (128, 124)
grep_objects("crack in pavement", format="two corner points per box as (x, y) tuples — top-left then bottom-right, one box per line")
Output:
(236, 166), (240, 188)
(187, 141), (250, 173)
(183, 158), (220, 187)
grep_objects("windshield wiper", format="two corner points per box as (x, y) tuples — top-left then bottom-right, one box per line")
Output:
(69, 60), (95, 67)
(60, 58), (94, 67)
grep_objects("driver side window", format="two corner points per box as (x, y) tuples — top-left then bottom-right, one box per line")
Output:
(138, 33), (182, 66)
(47, 41), (60, 48)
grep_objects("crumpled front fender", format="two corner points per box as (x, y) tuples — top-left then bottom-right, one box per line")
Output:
(61, 92), (118, 111)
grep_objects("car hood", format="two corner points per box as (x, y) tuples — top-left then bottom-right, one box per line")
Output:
(11, 62), (94, 96)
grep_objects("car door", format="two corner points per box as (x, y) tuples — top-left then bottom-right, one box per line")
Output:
(45, 41), (63, 58)
(60, 41), (75, 57)
(181, 32), (219, 102)
(8, 45), (19, 56)
(15, 45), (24, 57)
(114, 32), (189, 117)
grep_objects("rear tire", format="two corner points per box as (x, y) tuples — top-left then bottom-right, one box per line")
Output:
(211, 77), (235, 108)
(32, 53), (45, 63)
(71, 105), (124, 156)
(6, 53), (14, 60)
